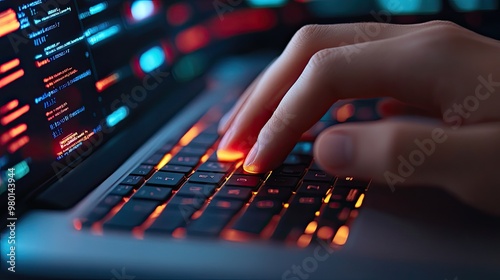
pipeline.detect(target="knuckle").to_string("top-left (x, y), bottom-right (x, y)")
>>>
top-left (308, 48), bottom-right (335, 71)
top-left (288, 24), bottom-right (323, 51)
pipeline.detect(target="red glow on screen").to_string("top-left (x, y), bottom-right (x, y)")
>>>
top-left (1, 104), bottom-right (30, 125)
top-left (95, 73), bottom-right (120, 92)
top-left (1, 123), bottom-right (27, 145)
top-left (0, 58), bottom-right (20, 73)
top-left (175, 25), bottom-right (210, 54)
top-left (0, 9), bottom-right (20, 38)
top-left (209, 9), bottom-right (277, 39)
top-left (0, 99), bottom-right (19, 115)
top-left (0, 69), bottom-right (24, 89)
top-left (167, 3), bottom-right (191, 26)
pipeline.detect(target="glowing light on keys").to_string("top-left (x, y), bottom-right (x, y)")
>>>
top-left (0, 69), bottom-right (24, 89)
top-left (304, 221), bottom-right (318, 234)
top-left (131, 0), bottom-right (155, 21)
top-left (1, 104), bottom-right (29, 125)
top-left (297, 234), bottom-right (313, 248)
top-left (11, 160), bottom-right (30, 180)
top-left (317, 226), bottom-right (335, 240)
top-left (247, 0), bottom-right (288, 7)
top-left (355, 193), bottom-right (365, 208)
top-left (0, 99), bottom-right (19, 115)
top-left (0, 58), bottom-right (20, 74)
top-left (106, 106), bottom-right (129, 127)
top-left (95, 73), bottom-right (120, 92)
top-left (175, 25), bottom-right (210, 54)
top-left (179, 125), bottom-right (202, 146)
top-left (216, 150), bottom-right (244, 162)
top-left (332, 225), bottom-right (349, 246)
top-left (376, 0), bottom-right (441, 14)
top-left (0, 9), bottom-right (20, 38)
top-left (156, 154), bottom-right (172, 170)
top-left (139, 46), bottom-right (165, 73)
top-left (1, 123), bottom-right (27, 145)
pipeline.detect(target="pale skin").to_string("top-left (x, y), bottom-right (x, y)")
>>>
top-left (217, 21), bottom-right (500, 215)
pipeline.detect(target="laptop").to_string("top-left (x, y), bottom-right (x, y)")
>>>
top-left (1, 0), bottom-right (500, 279)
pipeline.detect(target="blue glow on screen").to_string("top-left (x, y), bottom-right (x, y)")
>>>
top-left (131, 0), bottom-right (155, 21)
top-left (106, 106), bottom-right (129, 127)
top-left (247, 0), bottom-right (288, 7)
top-left (139, 46), bottom-right (165, 73)
top-left (377, 0), bottom-right (441, 14)
top-left (450, 0), bottom-right (498, 11)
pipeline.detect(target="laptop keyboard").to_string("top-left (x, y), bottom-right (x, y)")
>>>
top-left (79, 115), bottom-right (370, 248)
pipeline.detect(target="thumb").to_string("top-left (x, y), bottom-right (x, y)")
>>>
top-left (314, 119), bottom-right (500, 215)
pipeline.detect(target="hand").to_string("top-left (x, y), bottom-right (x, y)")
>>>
top-left (217, 21), bottom-right (500, 215)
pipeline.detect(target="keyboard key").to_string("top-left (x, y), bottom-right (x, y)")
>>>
top-left (247, 198), bottom-right (283, 215)
top-left (143, 153), bottom-right (165, 166)
top-left (176, 183), bottom-right (216, 198)
top-left (189, 133), bottom-right (218, 147)
top-left (271, 195), bottom-right (322, 240)
top-left (197, 161), bottom-right (233, 173)
top-left (83, 195), bottom-right (123, 226)
top-left (303, 170), bottom-right (334, 183)
top-left (334, 177), bottom-right (369, 189)
top-left (291, 142), bottom-right (313, 156)
top-left (231, 212), bottom-right (273, 235)
top-left (288, 195), bottom-right (323, 213)
top-left (110, 185), bottom-right (134, 196)
top-left (104, 199), bottom-right (159, 229)
top-left (168, 156), bottom-right (200, 167)
top-left (156, 143), bottom-right (174, 153)
top-left (330, 187), bottom-right (361, 202)
top-left (274, 165), bottom-right (307, 177)
top-left (147, 209), bottom-right (190, 233)
top-left (297, 182), bottom-right (331, 197)
top-left (130, 165), bottom-right (155, 177)
top-left (319, 201), bottom-right (345, 225)
top-left (205, 199), bottom-right (245, 214)
top-left (133, 186), bottom-right (172, 201)
top-left (120, 176), bottom-right (145, 188)
top-left (186, 212), bottom-right (233, 237)
top-left (167, 195), bottom-right (206, 210)
top-left (160, 164), bottom-right (193, 175)
top-left (147, 172), bottom-right (184, 189)
top-left (188, 172), bottom-right (225, 185)
top-left (227, 175), bottom-right (260, 189)
top-left (283, 154), bottom-right (312, 165)
top-left (265, 176), bottom-right (299, 189)
top-left (255, 186), bottom-right (292, 203)
top-left (214, 186), bottom-right (252, 201)
top-left (177, 146), bottom-right (208, 157)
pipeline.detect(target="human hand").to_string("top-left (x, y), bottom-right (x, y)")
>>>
top-left (217, 21), bottom-right (500, 215)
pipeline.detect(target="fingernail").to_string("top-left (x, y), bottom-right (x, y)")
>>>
top-left (243, 142), bottom-right (259, 172)
top-left (319, 134), bottom-right (353, 168)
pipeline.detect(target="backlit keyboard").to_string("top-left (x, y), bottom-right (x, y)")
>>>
top-left (79, 114), bottom-right (370, 248)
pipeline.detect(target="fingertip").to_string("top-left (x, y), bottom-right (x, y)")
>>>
top-left (314, 129), bottom-right (354, 174)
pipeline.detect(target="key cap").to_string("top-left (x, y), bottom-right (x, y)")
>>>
top-left (147, 209), bottom-right (190, 233)
top-left (231, 212), bottom-right (274, 235)
top-left (147, 172), bottom-right (184, 189)
top-left (265, 176), bottom-right (299, 189)
top-left (303, 170), bottom-right (334, 183)
top-left (130, 165), bottom-right (155, 177)
top-left (188, 172), bottom-right (225, 185)
top-left (143, 153), bottom-right (165, 166)
top-left (226, 175), bottom-right (261, 189)
top-left (283, 154), bottom-right (312, 165)
top-left (156, 143), bottom-right (174, 153)
top-left (133, 186), bottom-right (172, 201)
top-left (176, 183), bottom-right (216, 198)
top-left (177, 146), bottom-right (208, 157)
top-left (330, 187), bottom-right (361, 203)
top-left (110, 185), bottom-right (134, 196)
top-left (167, 195), bottom-right (206, 210)
top-left (274, 165), bottom-right (307, 177)
top-left (213, 186), bottom-right (252, 201)
top-left (271, 195), bottom-right (322, 240)
top-left (288, 195), bottom-right (323, 213)
top-left (205, 199), bottom-right (245, 214)
top-left (168, 155), bottom-right (200, 167)
top-left (334, 177), bottom-right (369, 189)
top-left (189, 133), bottom-right (218, 147)
top-left (83, 195), bottom-right (123, 226)
top-left (247, 198), bottom-right (283, 215)
top-left (297, 182), bottom-right (331, 197)
top-left (319, 201), bottom-right (345, 225)
top-left (120, 176), bottom-right (145, 188)
top-left (255, 186), bottom-right (292, 203)
top-left (104, 199), bottom-right (159, 229)
top-left (186, 212), bottom-right (233, 237)
top-left (160, 165), bottom-right (193, 175)
top-left (197, 161), bottom-right (233, 173)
